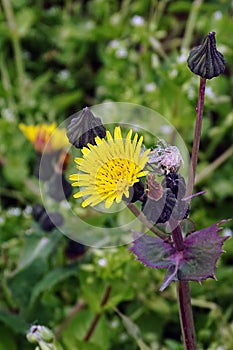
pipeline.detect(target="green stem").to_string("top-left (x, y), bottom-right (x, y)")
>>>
top-left (181, 0), bottom-right (203, 52)
top-left (195, 144), bottom-right (233, 184)
top-left (1, 0), bottom-right (26, 101)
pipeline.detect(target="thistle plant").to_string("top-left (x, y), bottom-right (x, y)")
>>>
top-left (65, 32), bottom-right (229, 349)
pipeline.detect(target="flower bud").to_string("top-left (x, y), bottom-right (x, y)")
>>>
top-left (39, 212), bottom-right (64, 232)
top-left (66, 107), bottom-right (106, 148)
top-left (187, 31), bottom-right (226, 79)
top-left (32, 204), bottom-right (46, 221)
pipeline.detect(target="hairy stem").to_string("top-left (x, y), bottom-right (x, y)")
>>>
top-left (177, 281), bottom-right (197, 350)
top-left (84, 285), bottom-right (111, 342)
top-left (170, 222), bottom-right (197, 349)
top-left (187, 77), bottom-right (206, 197)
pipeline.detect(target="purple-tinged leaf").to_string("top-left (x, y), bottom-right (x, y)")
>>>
top-left (179, 222), bottom-right (229, 282)
top-left (129, 232), bottom-right (175, 269)
top-left (130, 222), bottom-right (229, 291)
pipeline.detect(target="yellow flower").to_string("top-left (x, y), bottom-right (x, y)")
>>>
top-left (69, 126), bottom-right (150, 208)
top-left (19, 123), bottom-right (69, 153)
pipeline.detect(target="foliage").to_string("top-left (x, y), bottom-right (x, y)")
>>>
top-left (0, 1), bottom-right (233, 349)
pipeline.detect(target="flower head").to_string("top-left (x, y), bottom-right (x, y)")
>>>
top-left (69, 126), bottom-right (150, 208)
top-left (19, 122), bottom-right (69, 153)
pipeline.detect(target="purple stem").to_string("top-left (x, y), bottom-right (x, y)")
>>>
top-left (187, 77), bottom-right (206, 197)
top-left (84, 285), bottom-right (111, 342)
top-left (170, 223), bottom-right (197, 350)
top-left (170, 77), bottom-right (206, 349)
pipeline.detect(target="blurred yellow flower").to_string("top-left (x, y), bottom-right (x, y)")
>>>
top-left (19, 123), bottom-right (69, 153)
top-left (69, 126), bottom-right (150, 208)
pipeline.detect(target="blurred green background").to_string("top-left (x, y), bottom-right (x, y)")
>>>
top-left (0, 0), bottom-right (233, 349)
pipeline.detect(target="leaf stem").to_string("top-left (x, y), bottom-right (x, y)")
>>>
top-left (84, 285), bottom-right (111, 342)
top-left (186, 77), bottom-right (206, 198)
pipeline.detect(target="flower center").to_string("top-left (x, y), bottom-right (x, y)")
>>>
top-left (95, 157), bottom-right (138, 200)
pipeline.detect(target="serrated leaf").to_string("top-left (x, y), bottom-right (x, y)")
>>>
top-left (129, 231), bottom-right (176, 269)
top-left (30, 265), bottom-right (78, 306)
top-left (179, 223), bottom-right (229, 281)
top-left (130, 222), bottom-right (229, 291)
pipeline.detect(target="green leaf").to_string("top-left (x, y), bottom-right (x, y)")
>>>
top-left (61, 310), bottom-right (109, 350)
top-left (17, 231), bottom-right (62, 271)
top-left (30, 265), bottom-right (78, 306)
top-left (0, 326), bottom-right (17, 350)
top-left (116, 309), bottom-right (151, 350)
top-left (0, 311), bottom-right (29, 334)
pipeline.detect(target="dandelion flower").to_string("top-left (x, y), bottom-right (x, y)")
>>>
top-left (19, 123), bottom-right (69, 153)
top-left (69, 126), bottom-right (150, 208)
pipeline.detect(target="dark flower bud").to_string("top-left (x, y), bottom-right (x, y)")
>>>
top-left (162, 173), bottom-right (186, 199)
top-left (66, 107), bottom-right (106, 148)
top-left (39, 211), bottom-right (64, 232)
top-left (32, 204), bottom-right (46, 221)
top-left (142, 188), bottom-right (176, 224)
top-left (123, 181), bottom-right (145, 203)
top-left (64, 240), bottom-right (86, 260)
top-left (187, 31), bottom-right (226, 79)
top-left (47, 173), bottom-right (73, 201)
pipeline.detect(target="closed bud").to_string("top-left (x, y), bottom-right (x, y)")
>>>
top-left (66, 107), bottom-right (106, 148)
top-left (187, 31), bottom-right (226, 79)
top-left (39, 212), bottom-right (64, 232)
top-left (32, 204), bottom-right (46, 221)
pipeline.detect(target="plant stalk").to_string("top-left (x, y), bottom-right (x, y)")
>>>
top-left (170, 222), bottom-right (197, 350)
top-left (186, 77), bottom-right (206, 197)
top-left (171, 75), bottom-right (207, 349)
top-left (84, 285), bottom-right (111, 342)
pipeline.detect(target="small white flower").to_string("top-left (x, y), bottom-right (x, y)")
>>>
top-left (58, 70), bottom-right (69, 81)
top-left (115, 47), bottom-right (128, 58)
top-left (7, 207), bottom-right (21, 216)
top-left (177, 53), bottom-right (187, 64)
top-left (109, 40), bottom-right (120, 49)
top-left (214, 11), bottom-right (223, 20)
top-left (131, 15), bottom-right (144, 26)
top-left (98, 258), bottom-right (107, 267)
top-left (145, 82), bottom-right (157, 92)
top-left (205, 86), bottom-right (215, 99)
